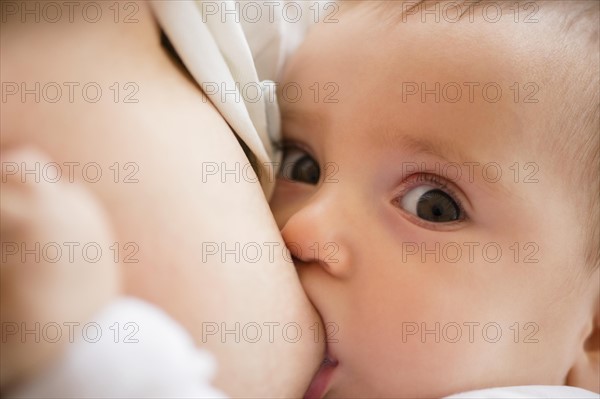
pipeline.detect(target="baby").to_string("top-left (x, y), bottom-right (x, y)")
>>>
top-left (270, 0), bottom-right (600, 397)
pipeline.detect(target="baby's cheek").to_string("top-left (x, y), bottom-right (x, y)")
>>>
top-left (335, 268), bottom-right (505, 397)
top-left (344, 319), bottom-right (492, 397)
top-left (268, 184), bottom-right (289, 229)
top-left (269, 180), bottom-right (316, 231)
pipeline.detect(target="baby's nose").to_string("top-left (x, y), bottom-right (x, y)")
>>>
top-left (280, 196), bottom-right (354, 280)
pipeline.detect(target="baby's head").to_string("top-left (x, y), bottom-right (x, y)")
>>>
top-left (269, 1), bottom-right (599, 397)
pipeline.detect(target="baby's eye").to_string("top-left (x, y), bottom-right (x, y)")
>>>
top-left (400, 185), bottom-right (462, 223)
top-left (278, 147), bottom-right (320, 185)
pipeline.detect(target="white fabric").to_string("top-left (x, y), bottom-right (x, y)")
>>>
top-left (8, 298), bottom-right (226, 399)
top-left (237, 0), bottom-right (320, 82)
top-left (445, 385), bottom-right (600, 398)
top-left (151, 0), bottom-right (274, 197)
top-left (150, 0), bottom-right (321, 198)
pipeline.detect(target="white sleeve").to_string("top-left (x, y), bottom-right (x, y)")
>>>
top-left (445, 385), bottom-right (599, 399)
top-left (7, 297), bottom-right (227, 399)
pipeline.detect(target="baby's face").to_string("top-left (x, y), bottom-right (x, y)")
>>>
top-left (270, 7), bottom-right (596, 399)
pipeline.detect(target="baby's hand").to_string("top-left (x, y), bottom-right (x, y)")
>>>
top-left (0, 148), bottom-right (120, 390)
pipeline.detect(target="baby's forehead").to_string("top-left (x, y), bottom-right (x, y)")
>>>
top-left (289, 4), bottom-right (544, 112)
top-left (282, 2), bottom-right (567, 181)
top-left (334, 0), bottom-right (596, 73)
top-left (291, 1), bottom-right (579, 131)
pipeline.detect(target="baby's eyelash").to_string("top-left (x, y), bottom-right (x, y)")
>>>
top-left (274, 140), bottom-right (300, 154)
top-left (276, 140), bottom-right (318, 162)
top-left (273, 141), bottom-right (286, 152)
top-left (415, 174), bottom-right (449, 189)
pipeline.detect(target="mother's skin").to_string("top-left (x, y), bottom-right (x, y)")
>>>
top-left (0, 1), bottom-right (322, 396)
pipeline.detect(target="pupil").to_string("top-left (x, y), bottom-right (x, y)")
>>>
top-left (416, 189), bottom-right (459, 222)
top-left (293, 157), bottom-right (319, 184)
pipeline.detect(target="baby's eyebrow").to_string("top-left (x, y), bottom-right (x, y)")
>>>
top-left (381, 132), bottom-right (514, 198)
top-left (280, 108), bottom-right (325, 128)
top-left (408, 137), bottom-right (471, 167)
top-left (379, 131), bottom-right (472, 167)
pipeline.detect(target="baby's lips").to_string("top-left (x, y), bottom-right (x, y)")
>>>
top-left (324, 352), bottom-right (338, 367)
top-left (304, 347), bottom-right (338, 399)
top-left (324, 340), bottom-right (339, 366)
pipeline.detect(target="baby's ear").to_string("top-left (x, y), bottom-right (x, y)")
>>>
top-left (566, 275), bottom-right (600, 394)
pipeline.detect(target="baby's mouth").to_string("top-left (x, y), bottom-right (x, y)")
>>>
top-left (303, 347), bottom-right (338, 399)
top-left (322, 352), bottom-right (338, 367)
top-left (289, 252), bottom-right (339, 398)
